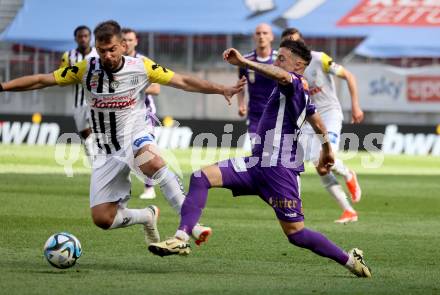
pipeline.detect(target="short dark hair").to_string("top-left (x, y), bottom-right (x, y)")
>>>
top-left (279, 39), bottom-right (312, 65)
top-left (74, 25), bottom-right (91, 37)
top-left (281, 28), bottom-right (303, 40)
top-left (121, 28), bottom-right (137, 37)
top-left (94, 20), bottom-right (122, 43)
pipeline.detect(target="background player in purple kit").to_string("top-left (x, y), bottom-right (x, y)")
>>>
top-left (149, 40), bottom-right (371, 278)
top-left (237, 23), bottom-right (277, 147)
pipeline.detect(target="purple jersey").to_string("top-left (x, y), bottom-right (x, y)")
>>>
top-left (252, 72), bottom-right (316, 172)
top-left (207, 73), bottom-right (315, 223)
top-left (239, 49), bottom-right (278, 133)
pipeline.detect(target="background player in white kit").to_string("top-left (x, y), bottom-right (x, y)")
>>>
top-left (0, 20), bottom-right (245, 247)
top-left (60, 26), bottom-right (98, 156)
top-left (281, 28), bottom-right (364, 223)
top-left (122, 27), bottom-right (160, 200)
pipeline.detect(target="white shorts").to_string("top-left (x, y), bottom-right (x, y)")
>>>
top-left (299, 110), bottom-right (343, 164)
top-left (89, 131), bottom-right (156, 208)
top-left (73, 105), bottom-right (91, 133)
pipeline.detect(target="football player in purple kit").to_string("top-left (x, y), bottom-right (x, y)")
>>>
top-left (237, 23), bottom-right (278, 147)
top-left (149, 40), bottom-right (371, 278)
top-left (281, 28), bottom-right (363, 223)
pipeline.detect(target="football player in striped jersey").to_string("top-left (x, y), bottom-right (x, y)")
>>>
top-left (122, 27), bottom-right (159, 200)
top-left (0, 20), bottom-right (245, 248)
top-left (60, 26), bottom-right (98, 145)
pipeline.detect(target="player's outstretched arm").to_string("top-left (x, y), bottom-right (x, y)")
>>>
top-left (306, 112), bottom-right (335, 175)
top-left (336, 66), bottom-right (364, 124)
top-left (167, 73), bottom-right (246, 105)
top-left (0, 74), bottom-right (57, 92)
top-left (223, 48), bottom-right (291, 85)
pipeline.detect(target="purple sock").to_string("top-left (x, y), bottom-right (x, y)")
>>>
top-left (178, 171), bottom-right (211, 235)
top-left (288, 228), bottom-right (349, 265)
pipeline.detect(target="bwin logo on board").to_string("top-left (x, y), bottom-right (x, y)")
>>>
top-left (0, 121), bottom-right (60, 145)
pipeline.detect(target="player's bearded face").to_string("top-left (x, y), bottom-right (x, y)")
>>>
top-left (96, 36), bottom-right (127, 71)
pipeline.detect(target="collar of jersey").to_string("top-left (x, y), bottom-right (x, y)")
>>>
top-left (100, 56), bottom-right (125, 73)
top-left (76, 47), bottom-right (92, 57)
top-left (255, 50), bottom-right (273, 63)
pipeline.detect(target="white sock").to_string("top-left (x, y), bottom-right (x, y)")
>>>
top-left (152, 166), bottom-right (185, 214)
top-left (345, 252), bottom-right (355, 270)
top-left (175, 230), bottom-right (190, 242)
top-left (109, 207), bottom-right (152, 229)
top-left (320, 173), bottom-right (355, 212)
top-left (332, 159), bottom-right (351, 181)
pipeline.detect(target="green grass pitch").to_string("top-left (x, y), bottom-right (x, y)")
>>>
top-left (0, 145), bottom-right (439, 294)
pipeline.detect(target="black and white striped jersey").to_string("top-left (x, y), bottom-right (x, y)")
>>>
top-left (60, 47), bottom-right (98, 108)
top-left (132, 52), bottom-right (157, 115)
top-left (54, 55), bottom-right (174, 154)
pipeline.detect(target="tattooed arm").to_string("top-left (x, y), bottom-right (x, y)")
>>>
top-left (223, 48), bottom-right (292, 85)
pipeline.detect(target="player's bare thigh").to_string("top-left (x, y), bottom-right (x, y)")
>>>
top-left (135, 144), bottom-right (166, 177)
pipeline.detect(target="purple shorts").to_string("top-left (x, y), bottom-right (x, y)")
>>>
top-left (218, 157), bottom-right (304, 223)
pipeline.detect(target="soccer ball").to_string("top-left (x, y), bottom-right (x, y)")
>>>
top-left (43, 232), bottom-right (82, 269)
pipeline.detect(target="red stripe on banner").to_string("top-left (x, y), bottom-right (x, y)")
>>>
top-left (407, 76), bottom-right (440, 102)
top-left (337, 0), bottom-right (440, 27)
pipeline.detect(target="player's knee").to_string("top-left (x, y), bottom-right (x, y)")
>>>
top-left (316, 167), bottom-right (329, 176)
top-left (146, 158), bottom-right (166, 175)
top-left (319, 172), bottom-right (338, 187)
top-left (317, 170), bottom-right (327, 176)
top-left (152, 159), bottom-right (165, 172)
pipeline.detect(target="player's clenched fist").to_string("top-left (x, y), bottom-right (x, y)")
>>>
top-left (223, 48), bottom-right (246, 67)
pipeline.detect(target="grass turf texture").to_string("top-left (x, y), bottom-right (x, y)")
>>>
top-left (0, 145), bottom-right (439, 294)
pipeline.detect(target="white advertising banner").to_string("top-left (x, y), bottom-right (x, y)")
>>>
top-left (339, 64), bottom-right (440, 113)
